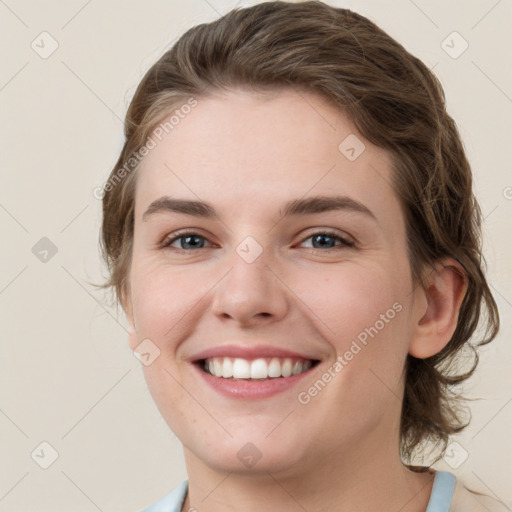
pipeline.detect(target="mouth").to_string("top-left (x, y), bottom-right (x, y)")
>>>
top-left (189, 345), bottom-right (322, 399)
top-left (198, 356), bottom-right (319, 380)
top-left (190, 348), bottom-right (321, 399)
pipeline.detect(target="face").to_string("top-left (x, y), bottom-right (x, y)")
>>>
top-left (126, 88), bottom-right (421, 476)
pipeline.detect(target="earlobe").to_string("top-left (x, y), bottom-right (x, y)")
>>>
top-left (121, 286), bottom-right (139, 351)
top-left (126, 314), bottom-right (135, 334)
top-left (408, 259), bottom-right (467, 359)
top-left (126, 313), bottom-right (139, 352)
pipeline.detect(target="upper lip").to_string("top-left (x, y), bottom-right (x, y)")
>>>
top-left (190, 344), bottom-right (319, 362)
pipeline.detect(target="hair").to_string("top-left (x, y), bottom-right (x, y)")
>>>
top-left (100, 0), bottom-right (499, 468)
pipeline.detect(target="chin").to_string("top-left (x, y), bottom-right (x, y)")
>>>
top-left (184, 428), bottom-right (309, 475)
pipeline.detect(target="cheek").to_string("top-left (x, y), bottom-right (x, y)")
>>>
top-left (290, 264), bottom-right (411, 434)
top-left (130, 259), bottom-right (206, 345)
top-left (129, 262), bottom-right (213, 439)
top-left (294, 261), bottom-right (413, 399)
top-left (293, 262), bottom-right (407, 344)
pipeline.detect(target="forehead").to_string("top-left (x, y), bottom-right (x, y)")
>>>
top-left (134, 88), bottom-right (401, 227)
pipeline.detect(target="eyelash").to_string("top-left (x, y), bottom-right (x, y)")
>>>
top-left (160, 230), bottom-right (355, 253)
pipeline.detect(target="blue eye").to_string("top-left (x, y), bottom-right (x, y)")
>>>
top-left (301, 231), bottom-right (354, 250)
top-left (161, 230), bottom-right (354, 252)
top-left (162, 232), bottom-right (211, 251)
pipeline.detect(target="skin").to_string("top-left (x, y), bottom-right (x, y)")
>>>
top-left (124, 88), bottom-right (466, 511)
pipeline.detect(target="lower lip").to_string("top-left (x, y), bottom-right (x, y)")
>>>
top-left (193, 363), bottom-right (317, 399)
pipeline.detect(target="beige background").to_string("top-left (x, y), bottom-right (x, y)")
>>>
top-left (0, 0), bottom-right (511, 510)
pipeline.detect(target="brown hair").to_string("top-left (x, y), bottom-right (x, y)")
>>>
top-left (100, 0), bottom-right (499, 467)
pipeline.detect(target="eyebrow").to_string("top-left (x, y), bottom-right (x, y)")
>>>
top-left (142, 195), bottom-right (376, 222)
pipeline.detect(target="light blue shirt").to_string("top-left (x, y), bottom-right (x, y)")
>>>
top-left (140, 470), bottom-right (456, 512)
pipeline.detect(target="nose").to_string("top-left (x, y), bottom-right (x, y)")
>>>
top-left (210, 243), bottom-right (289, 327)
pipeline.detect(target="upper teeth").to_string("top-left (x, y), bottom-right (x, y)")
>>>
top-left (204, 357), bottom-right (312, 379)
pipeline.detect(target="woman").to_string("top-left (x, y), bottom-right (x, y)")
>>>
top-left (99, 1), bottom-right (500, 510)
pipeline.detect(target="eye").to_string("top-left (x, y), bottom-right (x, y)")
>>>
top-left (161, 231), bottom-right (213, 251)
top-left (298, 230), bottom-right (355, 251)
top-left (160, 229), bottom-right (355, 252)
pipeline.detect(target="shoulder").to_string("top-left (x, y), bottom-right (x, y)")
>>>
top-left (451, 478), bottom-right (508, 512)
top-left (138, 480), bottom-right (188, 512)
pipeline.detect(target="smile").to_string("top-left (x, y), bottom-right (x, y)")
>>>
top-left (202, 357), bottom-right (314, 379)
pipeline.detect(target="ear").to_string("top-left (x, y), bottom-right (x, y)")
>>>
top-left (408, 258), bottom-right (468, 359)
top-left (121, 283), bottom-right (139, 352)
